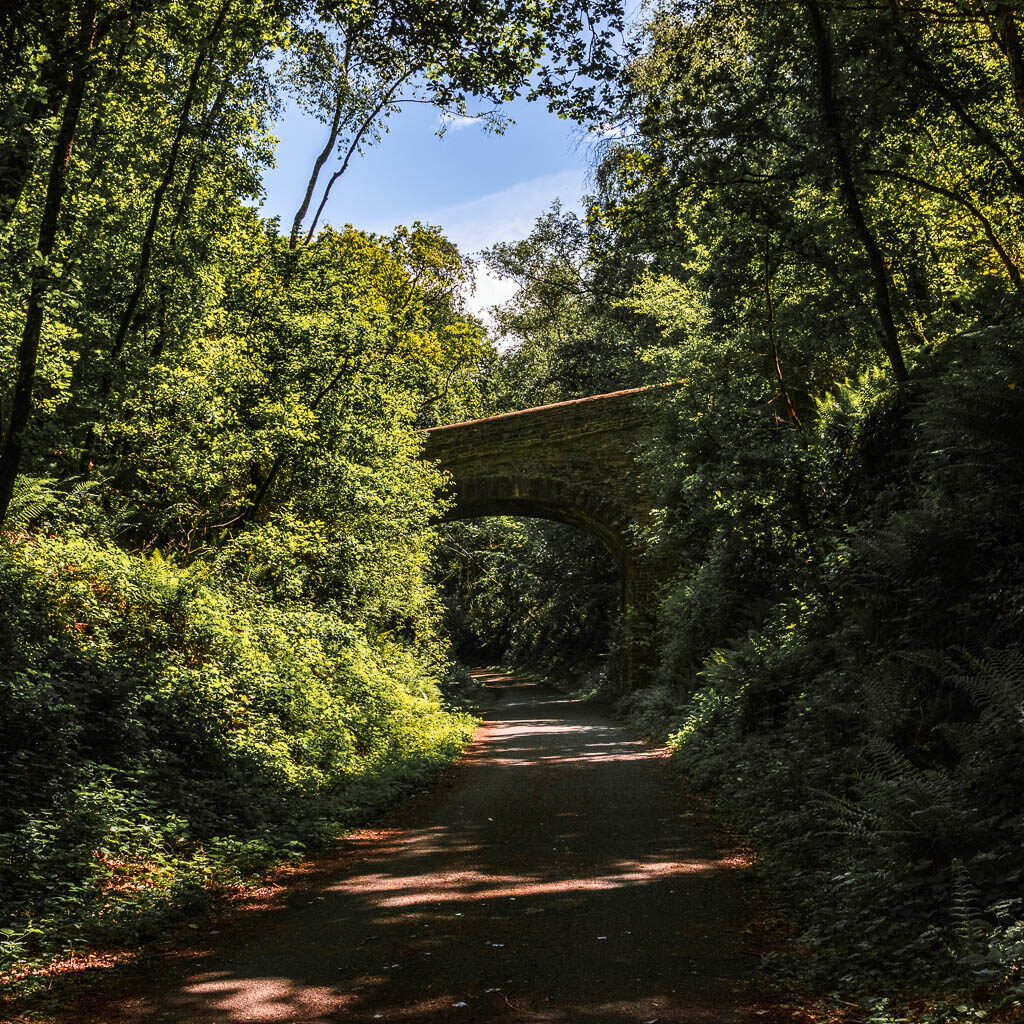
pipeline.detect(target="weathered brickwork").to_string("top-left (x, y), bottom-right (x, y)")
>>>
top-left (422, 386), bottom-right (673, 690)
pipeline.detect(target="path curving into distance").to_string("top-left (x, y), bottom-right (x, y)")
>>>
top-left (67, 674), bottom-right (759, 1023)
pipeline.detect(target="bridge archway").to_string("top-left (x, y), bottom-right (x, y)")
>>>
top-left (422, 386), bottom-right (670, 690)
top-left (439, 473), bottom-right (632, 567)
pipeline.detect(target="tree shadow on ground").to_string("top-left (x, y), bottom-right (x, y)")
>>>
top-left (65, 678), bottom-right (757, 1024)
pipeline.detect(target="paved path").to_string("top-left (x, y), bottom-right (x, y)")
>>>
top-left (69, 674), bottom-right (757, 1023)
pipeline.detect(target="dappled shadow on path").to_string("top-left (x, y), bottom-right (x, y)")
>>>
top-left (73, 678), bottom-right (755, 1024)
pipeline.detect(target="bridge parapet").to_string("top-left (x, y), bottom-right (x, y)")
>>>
top-left (422, 385), bottom-right (675, 690)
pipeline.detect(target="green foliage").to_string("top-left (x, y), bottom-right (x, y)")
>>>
top-left (623, 323), bottom-right (1024, 1007)
top-left (0, 533), bottom-right (475, 975)
top-left (435, 517), bottom-right (620, 681)
top-left (4, 477), bottom-right (58, 532)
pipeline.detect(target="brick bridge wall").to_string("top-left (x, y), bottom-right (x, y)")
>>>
top-left (422, 386), bottom-right (672, 689)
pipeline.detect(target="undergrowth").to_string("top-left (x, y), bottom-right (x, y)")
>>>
top-left (616, 320), bottom-right (1024, 1019)
top-left (0, 534), bottom-right (476, 990)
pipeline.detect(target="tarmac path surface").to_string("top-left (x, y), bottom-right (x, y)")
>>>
top-left (67, 673), bottom-right (758, 1024)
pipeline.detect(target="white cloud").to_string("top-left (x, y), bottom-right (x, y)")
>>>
top-left (422, 167), bottom-right (586, 256)
top-left (591, 122), bottom-right (628, 141)
top-left (363, 168), bottom-right (588, 330)
top-left (470, 265), bottom-right (520, 320)
top-left (438, 112), bottom-right (485, 131)
top-left (425, 168), bottom-right (586, 325)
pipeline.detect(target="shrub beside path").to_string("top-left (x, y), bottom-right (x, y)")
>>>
top-left (61, 673), bottom-right (763, 1023)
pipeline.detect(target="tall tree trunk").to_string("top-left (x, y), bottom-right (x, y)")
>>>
top-left (151, 73), bottom-right (234, 358)
top-left (233, 352), bottom-right (357, 528)
top-left (294, 71), bottom-right (412, 250)
top-left (890, 5), bottom-right (1024, 199)
top-left (763, 236), bottom-right (802, 429)
top-left (803, 0), bottom-right (908, 382)
top-left (79, 0), bottom-right (232, 471)
top-left (107, 0), bottom-right (233, 365)
top-left (290, 88), bottom-right (347, 249)
top-left (986, 3), bottom-right (1024, 118)
top-left (0, 94), bottom-right (57, 229)
top-left (0, 2), bottom-right (98, 527)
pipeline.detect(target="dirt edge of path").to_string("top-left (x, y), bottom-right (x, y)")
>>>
top-left (3, 672), bottom-right (818, 1024)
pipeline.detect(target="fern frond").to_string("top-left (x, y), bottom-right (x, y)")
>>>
top-left (951, 858), bottom-right (985, 955)
top-left (950, 646), bottom-right (1024, 735)
top-left (6, 476), bottom-right (58, 531)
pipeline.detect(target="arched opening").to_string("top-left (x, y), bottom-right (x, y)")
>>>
top-left (427, 471), bottom-right (654, 691)
top-left (431, 513), bottom-right (623, 689)
top-left (438, 474), bottom-right (634, 569)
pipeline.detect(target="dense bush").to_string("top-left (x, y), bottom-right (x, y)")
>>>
top-left (618, 321), bottom-right (1024, 1008)
top-left (0, 532), bottom-right (474, 974)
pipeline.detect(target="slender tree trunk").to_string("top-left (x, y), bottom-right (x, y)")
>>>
top-left (987, 4), bottom-right (1024, 118)
top-left (236, 451), bottom-right (285, 527)
top-left (763, 236), bottom-right (802, 429)
top-left (0, 94), bottom-right (57, 228)
top-left (299, 73), bottom-right (411, 247)
top-left (79, 0), bottom-right (232, 471)
top-left (803, 0), bottom-right (908, 382)
top-left (998, 8), bottom-right (1024, 117)
top-left (0, 2), bottom-right (98, 527)
top-left (290, 89), bottom-right (346, 249)
top-left (868, 166), bottom-right (1023, 292)
top-left (151, 73), bottom-right (235, 358)
top-left (107, 0), bottom-right (233, 365)
top-left (234, 351), bottom-right (356, 527)
top-left (890, 6), bottom-right (1024, 199)
top-left (69, 30), bottom-right (132, 216)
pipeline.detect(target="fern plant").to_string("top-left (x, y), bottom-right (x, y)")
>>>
top-left (4, 477), bottom-right (57, 533)
top-left (950, 648), bottom-right (1024, 740)
top-left (950, 858), bottom-right (986, 959)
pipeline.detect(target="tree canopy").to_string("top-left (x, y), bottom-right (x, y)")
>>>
top-left (3, 2), bottom-right (1024, 1020)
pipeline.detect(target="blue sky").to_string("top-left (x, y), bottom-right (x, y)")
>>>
top-left (259, 93), bottom-right (595, 316)
top-left (257, 0), bottom-right (650, 319)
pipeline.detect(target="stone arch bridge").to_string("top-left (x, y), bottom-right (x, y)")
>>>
top-left (422, 385), bottom-right (672, 689)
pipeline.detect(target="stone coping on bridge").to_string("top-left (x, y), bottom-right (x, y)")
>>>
top-left (420, 381), bottom-right (676, 689)
top-left (423, 382), bottom-right (680, 433)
